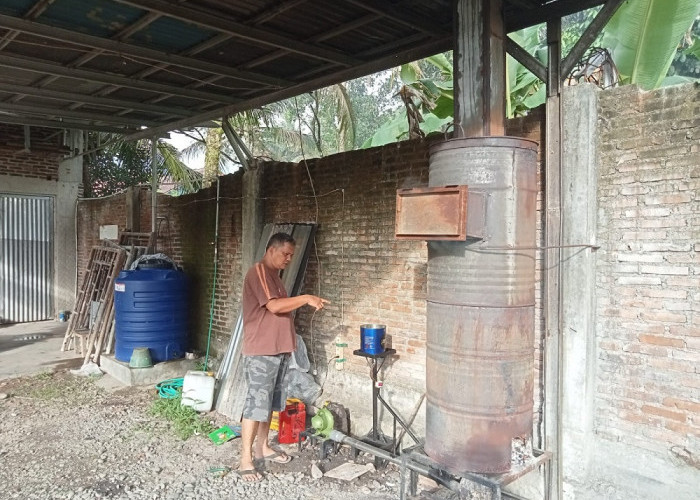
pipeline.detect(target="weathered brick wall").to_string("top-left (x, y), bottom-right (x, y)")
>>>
top-left (262, 143), bottom-right (432, 385)
top-left (77, 192), bottom-right (129, 283)
top-left (76, 179), bottom-right (244, 357)
top-left (0, 124), bottom-right (65, 179)
top-left (595, 83), bottom-right (699, 456)
top-left (150, 176), bottom-right (244, 356)
top-left (75, 114), bottom-right (545, 390)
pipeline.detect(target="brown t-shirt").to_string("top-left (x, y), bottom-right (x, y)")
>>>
top-left (242, 261), bottom-right (296, 355)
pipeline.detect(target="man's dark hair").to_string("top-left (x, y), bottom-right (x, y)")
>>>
top-left (266, 232), bottom-right (296, 250)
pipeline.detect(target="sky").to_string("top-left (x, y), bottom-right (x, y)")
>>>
top-left (164, 132), bottom-right (204, 171)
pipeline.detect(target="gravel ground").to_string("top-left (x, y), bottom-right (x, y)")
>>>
top-left (0, 371), bottom-right (447, 500)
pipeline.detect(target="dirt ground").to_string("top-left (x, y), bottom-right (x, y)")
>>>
top-left (0, 369), bottom-right (449, 500)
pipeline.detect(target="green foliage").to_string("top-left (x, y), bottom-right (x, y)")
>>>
top-left (507, 26), bottom-right (547, 117)
top-left (84, 136), bottom-right (152, 198)
top-left (361, 54), bottom-right (454, 148)
top-left (668, 16), bottom-right (700, 79)
top-left (149, 392), bottom-right (215, 440)
top-left (19, 372), bottom-right (102, 405)
top-left (84, 134), bottom-right (201, 197)
top-left (602, 0), bottom-right (700, 89)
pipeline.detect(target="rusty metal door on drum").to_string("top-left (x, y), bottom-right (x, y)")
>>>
top-left (0, 194), bottom-right (54, 323)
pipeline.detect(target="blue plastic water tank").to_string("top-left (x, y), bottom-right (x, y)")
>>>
top-left (114, 268), bottom-right (188, 363)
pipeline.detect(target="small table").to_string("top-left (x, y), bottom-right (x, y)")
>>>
top-left (353, 348), bottom-right (397, 456)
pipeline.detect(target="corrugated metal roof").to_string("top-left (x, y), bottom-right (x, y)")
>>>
top-left (0, 0), bottom-right (609, 137)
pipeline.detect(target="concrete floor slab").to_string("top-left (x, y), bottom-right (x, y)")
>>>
top-left (0, 321), bottom-right (82, 380)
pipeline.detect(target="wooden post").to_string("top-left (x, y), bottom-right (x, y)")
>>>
top-left (544, 18), bottom-right (563, 500)
top-left (454, 0), bottom-right (506, 137)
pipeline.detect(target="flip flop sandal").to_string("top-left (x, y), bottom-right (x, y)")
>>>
top-left (238, 469), bottom-right (263, 481)
top-left (262, 451), bottom-right (292, 464)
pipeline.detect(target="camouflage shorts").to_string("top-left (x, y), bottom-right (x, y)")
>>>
top-left (242, 353), bottom-right (290, 422)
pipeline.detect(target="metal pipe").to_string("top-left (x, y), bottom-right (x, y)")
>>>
top-left (327, 430), bottom-right (460, 491)
top-left (151, 136), bottom-right (158, 251)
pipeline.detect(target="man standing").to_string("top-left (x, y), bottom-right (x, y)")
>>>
top-left (238, 232), bottom-right (329, 481)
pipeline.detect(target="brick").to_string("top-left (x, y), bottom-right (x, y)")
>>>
top-left (640, 265), bottom-right (689, 275)
top-left (639, 310), bottom-right (687, 323)
top-left (644, 193), bottom-right (693, 205)
top-left (616, 253), bottom-right (664, 263)
top-left (638, 334), bottom-right (686, 348)
top-left (615, 276), bottom-right (662, 286)
top-left (664, 421), bottom-right (700, 437)
top-left (662, 397), bottom-right (700, 414)
top-left (669, 326), bottom-right (700, 337)
top-left (639, 289), bottom-right (687, 299)
top-left (641, 405), bottom-right (687, 422)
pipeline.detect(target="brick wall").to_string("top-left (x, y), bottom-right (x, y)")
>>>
top-left (0, 124), bottom-right (65, 180)
top-left (77, 191), bottom-right (129, 283)
top-left (595, 83), bottom-right (699, 457)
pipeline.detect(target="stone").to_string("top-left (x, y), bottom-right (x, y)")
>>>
top-left (311, 463), bottom-right (323, 479)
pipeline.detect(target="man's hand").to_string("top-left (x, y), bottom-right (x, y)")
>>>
top-left (307, 295), bottom-right (330, 311)
top-left (266, 294), bottom-right (330, 314)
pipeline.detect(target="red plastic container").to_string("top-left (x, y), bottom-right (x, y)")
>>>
top-left (278, 401), bottom-right (306, 444)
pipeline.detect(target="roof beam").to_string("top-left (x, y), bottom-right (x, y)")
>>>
top-left (0, 14), bottom-right (290, 88)
top-left (0, 53), bottom-right (240, 104)
top-left (505, 36), bottom-right (546, 82)
top-left (0, 114), bottom-right (135, 134)
top-left (344, 0), bottom-right (449, 35)
top-left (243, 13), bottom-right (382, 70)
top-left (114, 0), bottom-right (361, 67)
top-left (0, 0), bottom-right (52, 50)
top-left (248, 0), bottom-right (310, 25)
top-left (0, 82), bottom-right (192, 117)
top-left (124, 34), bottom-right (452, 142)
top-left (561, 0), bottom-right (625, 77)
top-left (0, 101), bottom-right (166, 127)
top-left (505, 0), bottom-right (608, 33)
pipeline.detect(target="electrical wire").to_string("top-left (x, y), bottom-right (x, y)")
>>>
top-left (203, 177), bottom-right (221, 371)
top-left (293, 96), bottom-right (322, 377)
top-left (319, 355), bottom-right (340, 394)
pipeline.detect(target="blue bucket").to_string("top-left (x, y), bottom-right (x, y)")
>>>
top-left (361, 324), bottom-right (386, 355)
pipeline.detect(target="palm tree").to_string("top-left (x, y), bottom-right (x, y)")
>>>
top-left (83, 133), bottom-right (201, 198)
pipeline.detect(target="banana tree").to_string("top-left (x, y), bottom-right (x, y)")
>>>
top-left (361, 54), bottom-right (453, 148)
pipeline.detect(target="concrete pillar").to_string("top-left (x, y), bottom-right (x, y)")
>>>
top-left (560, 84), bottom-right (599, 491)
top-left (55, 130), bottom-right (84, 314)
top-left (126, 187), bottom-right (141, 232)
top-left (242, 161), bottom-right (263, 273)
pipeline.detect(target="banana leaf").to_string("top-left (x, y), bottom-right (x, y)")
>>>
top-left (602, 0), bottom-right (700, 89)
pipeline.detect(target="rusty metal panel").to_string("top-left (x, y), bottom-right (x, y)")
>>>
top-left (0, 194), bottom-right (54, 323)
top-left (424, 136), bottom-right (538, 474)
top-left (395, 186), bottom-right (468, 240)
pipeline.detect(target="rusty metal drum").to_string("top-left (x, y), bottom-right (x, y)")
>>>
top-left (424, 137), bottom-right (538, 474)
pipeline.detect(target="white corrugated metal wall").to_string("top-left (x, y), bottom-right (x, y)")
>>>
top-left (0, 194), bottom-right (54, 323)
